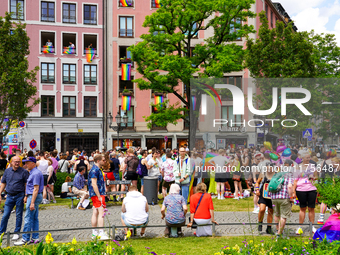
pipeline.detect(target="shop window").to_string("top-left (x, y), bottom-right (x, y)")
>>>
top-left (63, 96), bottom-right (76, 117)
top-left (41, 63), bottom-right (55, 83)
top-left (119, 106), bottom-right (134, 129)
top-left (41, 1), bottom-right (55, 22)
top-left (83, 34), bottom-right (97, 55)
top-left (119, 16), bottom-right (134, 38)
top-left (221, 106), bottom-right (243, 127)
top-left (119, 76), bottom-right (134, 94)
top-left (63, 3), bottom-right (76, 23)
top-left (62, 33), bottom-right (76, 54)
top-left (41, 96), bottom-right (55, 117)
top-left (84, 64), bottom-right (97, 84)
top-left (84, 4), bottom-right (97, 25)
top-left (84, 97), bottom-right (97, 117)
top-left (41, 32), bottom-right (55, 53)
top-left (10, 0), bottom-right (24, 20)
top-left (63, 64), bottom-right (76, 84)
top-left (119, 46), bottom-right (132, 67)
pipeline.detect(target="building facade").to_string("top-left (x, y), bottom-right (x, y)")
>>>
top-left (1, 0), bottom-right (104, 153)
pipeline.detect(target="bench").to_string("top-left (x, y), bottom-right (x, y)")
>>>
top-left (106, 180), bottom-right (132, 198)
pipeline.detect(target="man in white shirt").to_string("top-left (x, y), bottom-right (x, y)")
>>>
top-left (121, 185), bottom-right (149, 237)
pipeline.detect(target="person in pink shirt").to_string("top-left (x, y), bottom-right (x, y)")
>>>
top-left (292, 151), bottom-right (318, 235)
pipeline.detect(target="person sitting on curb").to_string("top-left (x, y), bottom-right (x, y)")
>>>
top-left (121, 185), bottom-right (149, 238)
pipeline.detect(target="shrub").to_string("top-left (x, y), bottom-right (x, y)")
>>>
top-left (315, 176), bottom-right (340, 208)
top-left (54, 172), bottom-right (75, 195)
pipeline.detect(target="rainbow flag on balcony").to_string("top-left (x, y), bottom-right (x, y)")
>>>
top-left (63, 47), bottom-right (75, 54)
top-left (154, 95), bottom-right (164, 111)
top-left (121, 95), bottom-right (132, 111)
top-left (120, 0), bottom-right (132, 7)
top-left (154, 0), bottom-right (162, 8)
top-left (121, 64), bottom-right (131, 81)
top-left (86, 48), bottom-right (95, 63)
top-left (42, 45), bottom-right (53, 54)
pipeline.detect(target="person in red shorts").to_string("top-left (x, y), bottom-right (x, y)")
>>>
top-left (88, 154), bottom-right (109, 240)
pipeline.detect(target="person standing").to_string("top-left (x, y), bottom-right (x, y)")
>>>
top-left (123, 148), bottom-right (139, 187)
top-left (173, 147), bottom-right (191, 203)
top-left (36, 151), bottom-right (49, 204)
top-left (0, 156), bottom-right (28, 241)
top-left (14, 157), bottom-right (44, 245)
top-left (109, 153), bottom-right (120, 201)
top-left (161, 152), bottom-right (175, 198)
top-left (88, 154), bottom-right (109, 240)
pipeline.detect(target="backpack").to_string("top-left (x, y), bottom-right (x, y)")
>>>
top-left (136, 158), bottom-right (143, 177)
top-left (267, 172), bottom-right (286, 193)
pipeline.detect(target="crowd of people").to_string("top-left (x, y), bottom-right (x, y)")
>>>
top-left (0, 142), bottom-right (339, 243)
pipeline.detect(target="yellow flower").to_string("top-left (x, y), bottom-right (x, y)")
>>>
top-left (126, 230), bottom-right (131, 239)
top-left (269, 252), bottom-right (274, 255)
top-left (304, 241), bottom-right (309, 245)
top-left (249, 240), bottom-right (253, 244)
top-left (107, 245), bottom-right (112, 254)
top-left (72, 237), bottom-right (77, 245)
top-left (53, 244), bottom-right (58, 247)
top-left (45, 232), bottom-right (54, 244)
top-left (69, 248), bottom-right (74, 252)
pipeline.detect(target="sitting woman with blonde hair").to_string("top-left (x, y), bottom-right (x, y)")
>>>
top-left (187, 183), bottom-right (218, 237)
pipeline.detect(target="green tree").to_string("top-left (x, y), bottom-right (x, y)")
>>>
top-left (245, 12), bottom-right (328, 140)
top-left (0, 11), bottom-right (39, 143)
top-left (129, 0), bottom-right (256, 149)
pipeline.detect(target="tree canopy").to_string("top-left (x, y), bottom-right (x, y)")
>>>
top-left (0, 11), bottom-right (39, 139)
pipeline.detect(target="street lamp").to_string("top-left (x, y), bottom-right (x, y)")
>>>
top-left (108, 111), bottom-right (128, 149)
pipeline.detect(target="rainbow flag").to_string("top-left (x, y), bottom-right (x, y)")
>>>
top-left (313, 213), bottom-right (340, 242)
top-left (120, 0), bottom-right (132, 6)
top-left (42, 45), bottom-right (53, 54)
top-left (230, 144), bottom-right (235, 149)
top-left (86, 48), bottom-right (95, 63)
top-left (121, 64), bottom-right (131, 81)
top-left (121, 95), bottom-right (131, 111)
top-left (191, 96), bottom-right (196, 110)
top-left (154, 0), bottom-right (162, 8)
top-left (154, 95), bottom-right (164, 110)
top-left (244, 140), bottom-right (247, 146)
top-left (63, 47), bottom-right (75, 54)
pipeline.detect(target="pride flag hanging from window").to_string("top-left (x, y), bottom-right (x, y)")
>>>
top-left (85, 48), bottom-right (95, 63)
top-left (154, 95), bottom-right (164, 111)
top-left (42, 45), bottom-right (53, 54)
top-left (121, 95), bottom-right (132, 111)
top-left (63, 47), bottom-right (75, 54)
top-left (121, 64), bottom-right (131, 81)
top-left (120, 0), bottom-right (132, 7)
top-left (154, 0), bottom-right (162, 8)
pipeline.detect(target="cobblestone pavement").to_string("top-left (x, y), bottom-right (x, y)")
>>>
top-left (1, 202), bottom-right (329, 245)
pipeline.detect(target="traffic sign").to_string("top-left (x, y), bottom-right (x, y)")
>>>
top-left (164, 136), bottom-right (168, 142)
top-left (303, 129), bottom-right (313, 139)
top-left (19, 121), bottom-right (25, 128)
top-left (29, 139), bottom-right (37, 149)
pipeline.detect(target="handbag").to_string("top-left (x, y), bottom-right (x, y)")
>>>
top-left (188, 193), bottom-right (205, 229)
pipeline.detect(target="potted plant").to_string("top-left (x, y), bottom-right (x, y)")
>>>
top-left (120, 57), bottom-right (132, 63)
top-left (121, 88), bottom-right (133, 97)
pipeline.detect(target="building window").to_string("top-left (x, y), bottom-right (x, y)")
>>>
top-left (63, 3), bottom-right (76, 23)
top-left (119, 46), bottom-right (132, 67)
top-left (265, 4), bottom-right (268, 19)
top-left (230, 18), bottom-right (241, 40)
top-left (41, 1), bottom-right (55, 22)
top-left (10, 0), bottom-right (24, 20)
top-left (119, 76), bottom-right (134, 94)
top-left (41, 63), bottom-right (55, 83)
top-left (225, 76), bottom-right (242, 88)
top-left (119, 0), bottom-right (134, 7)
top-left (119, 16), bottom-right (133, 38)
top-left (62, 33), bottom-right (76, 54)
top-left (84, 97), bottom-right (97, 117)
top-left (84, 34), bottom-right (97, 55)
top-left (63, 96), bottom-right (76, 117)
top-left (41, 96), bottom-right (55, 117)
top-left (271, 11), bottom-right (274, 27)
top-left (152, 107), bottom-right (166, 130)
top-left (221, 106), bottom-right (243, 127)
top-left (151, 0), bottom-right (161, 8)
top-left (84, 4), bottom-right (97, 25)
top-left (84, 65), bottom-right (97, 84)
top-left (41, 32), bottom-right (55, 53)
top-left (63, 64), bottom-right (76, 84)
top-left (119, 106), bottom-right (134, 128)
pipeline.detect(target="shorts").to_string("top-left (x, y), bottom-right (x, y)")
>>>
top-left (296, 190), bottom-right (317, 208)
top-left (258, 196), bottom-right (273, 209)
top-left (125, 171), bottom-right (138, 181)
top-left (215, 178), bottom-right (229, 183)
top-left (158, 175), bottom-right (163, 182)
top-left (43, 175), bottom-right (48, 186)
top-left (232, 173), bottom-right (241, 182)
top-left (272, 198), bottom-right (292, 219)
top-left (162, 180), bottom-right (175, 189)
top-left (113, 172), bottom-right (120, 181)
top-left (121, 212), bottom-right (149, 228)
top-left (91, 195), bottom-right (106, 209)
top-left (105, 172), bottom-right (116, 181)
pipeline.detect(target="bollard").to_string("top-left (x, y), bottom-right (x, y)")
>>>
top-left (212, 222), bottom-right (216, 236)
top-left (6, 232), bottom-right (10, 247)
top-left (112, 225), bottom-right (116, 240)
top-left (309, 222), bottom-right (313, 238)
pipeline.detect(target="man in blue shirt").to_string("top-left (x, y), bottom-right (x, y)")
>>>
top-left (14, 157), bottom-right (44, 246)
top-left (0, 156), bottom-right (29, 241)
top-left (88, 154), bottom-right (108, 240)
top-left (72, 166), bottom-right (89, 210)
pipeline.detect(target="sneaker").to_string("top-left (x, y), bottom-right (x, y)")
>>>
top-left (295, 227), bottom-right (303, 235)
top-left (252, 207), bottom-right (259, 214)
top-left (312, 226), bottom-right (317, 234)
top-left (78, 206), bottom-right (86, 210)
top-left (99, 232), bottom-right (110, 240)
top-left (217, 194), bottom-right (221, 199)
top-left (266, 227), bottom-right (275, 235)
top-left (52, 200), bottom-right (57, 204)
top-left (317, 216), bottom-right (324, 225)
top-left (220, 196), bottom-right (225, 200)
top-left (233, 197), bottom-right (239, 200)
top-left (258, 224), bottom-right (262, 232)
top-left (265, 208), bottom-right (268, 214)
top-left (12, 234), bottom-right (20, 240)
top-left (140, 232), bottom-right (146, 238)
top-left (14, 239), bottom-right (29, 246)
top-left (30, 238), bottom-right (40, 244)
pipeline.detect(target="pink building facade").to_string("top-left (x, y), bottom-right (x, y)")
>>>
top-left (1, 0), bottom-right (104, 153)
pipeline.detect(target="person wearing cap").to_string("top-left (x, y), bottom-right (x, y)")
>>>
top-left (0, 156), bottom-right (29, 241)
top-left (14, 157), bottom-right (44, 246)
